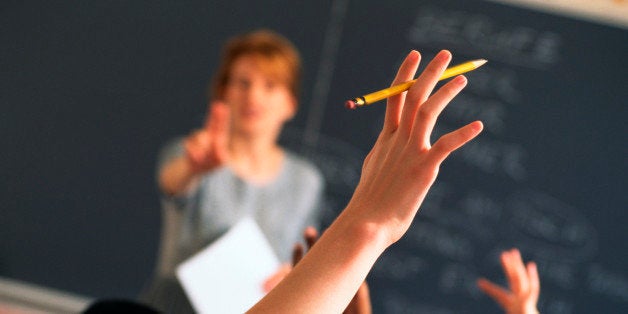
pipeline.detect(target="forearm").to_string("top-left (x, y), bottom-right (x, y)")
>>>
top-left (158, 155), bottom-right (201, 195)
top-left (249, 210), bottom-right (390, 313)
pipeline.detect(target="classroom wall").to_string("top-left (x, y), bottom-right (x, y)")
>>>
top-left (1, 1), bottom-right (626, 313)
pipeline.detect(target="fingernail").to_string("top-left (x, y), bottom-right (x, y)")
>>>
top-left (471, 121), bottom-right (484, 132)
top-left (454, 75), bottom-right (467, 84)
top-left (408, 50), bottom-right (420, 60)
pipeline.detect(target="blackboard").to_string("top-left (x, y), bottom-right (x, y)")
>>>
top-left (2, 1), bottom-right (627, 313)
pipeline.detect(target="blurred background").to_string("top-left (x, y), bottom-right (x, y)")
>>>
top-left (1, 0), bottom-right (626, 312)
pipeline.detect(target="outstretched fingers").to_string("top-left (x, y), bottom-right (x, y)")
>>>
top-left (410, 75), bottom-right (468, 147)
top-left (207, 102), bottom-right (230, 142)
top-left (384, 50), bottom-right (420, 133)
top-left (426, 120), bottom-right (483, 167)
top-left (505, 249), bottom-right (528, 295)
top-left (410, 50), bottom-right (452, 104)
top-left (207, 102), bottom-right (230, 163)
top-left (527, 261), bottom-right (540, 299)
top-left (399, 50), bottom-right (451, 137)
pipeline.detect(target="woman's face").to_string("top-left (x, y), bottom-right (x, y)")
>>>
top-left (224, 55), bottom-right (296, 138)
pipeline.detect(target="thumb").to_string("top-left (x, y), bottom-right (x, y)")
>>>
top-left (477, 278), bottom-right (511, 309)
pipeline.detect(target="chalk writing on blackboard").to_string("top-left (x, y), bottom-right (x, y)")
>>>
top-left (588, 264), bottom-right (628, 302)
top-left (407, 6), bottom-right (562, 69)
top-left (508, 190), bottom-right (598, 262)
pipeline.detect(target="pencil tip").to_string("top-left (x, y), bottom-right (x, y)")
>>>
top-left (473, 59), bottom-right (488, 67)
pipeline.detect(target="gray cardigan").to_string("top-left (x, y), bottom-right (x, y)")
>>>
top-left (141, 139), bottom-right (324, 313)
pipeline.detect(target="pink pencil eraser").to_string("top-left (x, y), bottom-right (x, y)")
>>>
top-left (345, 100), bottom-right (357, 110)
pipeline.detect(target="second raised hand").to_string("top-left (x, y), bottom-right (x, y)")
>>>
top-left (185, 101), bottom-right (230, 173)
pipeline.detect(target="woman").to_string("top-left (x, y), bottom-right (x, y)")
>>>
top-left (142, 29), bottom-right (324, 313)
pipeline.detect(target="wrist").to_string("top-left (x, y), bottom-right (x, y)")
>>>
top-left (160, 156), bottom-right (202, 195)
top-left (507, 306), bottom-right (539, 314)
top-left (334, 204), bottom-right (394, 253)
top-left (343, 194), bottom-right (412, 249)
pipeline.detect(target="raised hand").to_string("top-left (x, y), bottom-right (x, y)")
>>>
top-left (477, 248), bottom-right (540, 314)
top-left (345, 50), bottom-right (484, 244)
top-left (184, 101), bottom-right (230, 173)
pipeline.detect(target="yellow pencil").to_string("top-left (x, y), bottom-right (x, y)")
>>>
top-left (345, 59), bottom-right (487, 109)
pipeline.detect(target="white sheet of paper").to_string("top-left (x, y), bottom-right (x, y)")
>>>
top-left (176, 216), bottom-right (280, 314)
